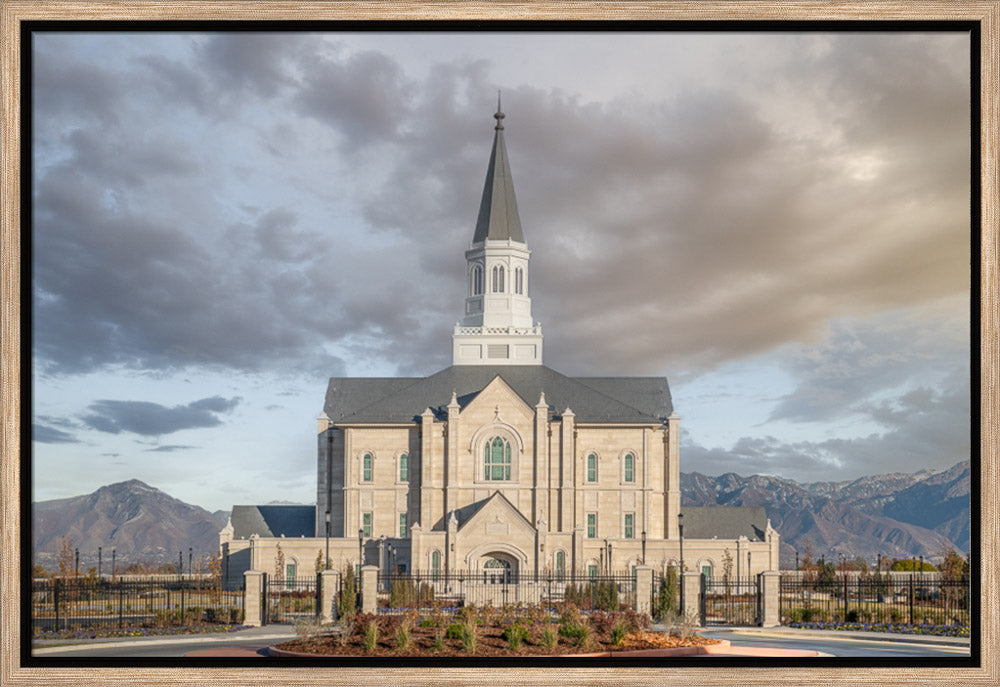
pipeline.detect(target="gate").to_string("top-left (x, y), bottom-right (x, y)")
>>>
top-left (261, 573), bottom-right (319, 624)
top-left (701, 574), bottom-right (761, 626)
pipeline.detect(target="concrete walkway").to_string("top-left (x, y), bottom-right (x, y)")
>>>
top-left (706, 625), bottom-right (970, 646)
top-left (32, 625), bottom-right (297, 655)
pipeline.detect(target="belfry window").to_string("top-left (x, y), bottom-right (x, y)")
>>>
top-left (471, 265), bottom-right (483, 296)
top-left (484, 436), bottom-right (511, 481)
top-left (492, 265), bottom-right (505, 292)
top-left (515, 267), bottom-right (523, 294)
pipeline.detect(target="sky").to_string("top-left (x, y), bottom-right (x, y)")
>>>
top-left (29, 30), bottom-right (973, 512)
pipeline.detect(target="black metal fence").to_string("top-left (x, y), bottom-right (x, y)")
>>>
top-left (375, 571), bottom-right (638, 614)
top-left (31, 576), bottom-right (244, 635)
top-left (779, 574), bottom-right (970, 628)
top-left (701, 576), bottom-right (761, 626)
top-left (261, 573), bottom-right (319, 624)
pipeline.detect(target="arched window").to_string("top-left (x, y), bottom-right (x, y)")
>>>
top-left (484, 436), bottom-right (511, 481)
top-left (555, 550), bottom-right (565, 581)
top-left (431, 550), bottom-right (441, 579)
top-left (362, 453), bottom-right (373, 482)
top-left (399, 453), bottom-right (409, 482)
top-left (586, 453), bottom-right (598, 482)
top-left (471, 265), bottom-right (483, 296)
top-left (514, 267), bottom-right (523, 294)
top-left (492, 265), bottom-right (505, 292)
top-left (623, 453), bottom-right (634, 483)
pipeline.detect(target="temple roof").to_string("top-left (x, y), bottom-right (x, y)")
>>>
top-left (324, 365), bottom-right (673, 424)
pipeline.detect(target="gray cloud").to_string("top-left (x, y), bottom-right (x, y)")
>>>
top-left (145, 445), bottom-right (198, 452)
top-left (31, 33), bottom-right (969, 389)
top-left (81, 396), bottom-right (240, 436)
top-left (32, 423), bottom-right (80, 444)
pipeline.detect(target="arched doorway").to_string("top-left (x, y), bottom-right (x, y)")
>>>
top-left (480, 552), bottom-right (518, 584)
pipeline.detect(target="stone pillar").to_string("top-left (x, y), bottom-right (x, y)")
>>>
top-left (361, 565), bottom-right (378, 614)
top-left (319, 569), bottom-right (341, 625)
top-left (760, 571), bottom-right (780, 628)
top-left (635, 565), bottom-right (654, 615)
top-left (243, 570), bottom-right (264, 627)
top-left (681, 571), bottom-right (702, 626)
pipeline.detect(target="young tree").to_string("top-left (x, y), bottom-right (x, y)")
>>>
top-left (315, 549), bottom-right (324, 575)
top-left (56, 536), bottom-right (74, 577)
top-left (274, 543), bottom-right (285, 586)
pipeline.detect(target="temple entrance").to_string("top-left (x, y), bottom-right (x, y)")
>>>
top-left (480, 552), bottom-right (518, 584)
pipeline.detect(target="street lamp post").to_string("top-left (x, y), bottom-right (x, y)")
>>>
top-left (324, 510), bottom-right (331, 570)
top-left (179, 551), bottom-right (183, 576)
top-left (98, 546), bottom-right (102, 578)
top-left (358, 528), bottom-right (364, 574)
top-left (112, 548), bottom-right (116, 579)
top-left (189, 548), bottom-right (193, 578)
top-left (795, 550), bottom-right (799, 572)
top-left (641, 530), bottom-right (646, 566)
top-left (74, 548), bottom-right (79, 577)
top-left (678, 513), bottom-right (685, 613)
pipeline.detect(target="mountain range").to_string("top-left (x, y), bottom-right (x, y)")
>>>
top-left (681, 460), bottom-right (970, 566)
top-left (31, 461), bottom-right (970, 571)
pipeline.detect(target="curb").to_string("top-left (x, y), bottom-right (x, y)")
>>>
top-left (32, 630), bottom-right (297, 655)
top-left (709, 626), bottom-right (971, 647)
top-left (265, 639), bottom-right (820, 659)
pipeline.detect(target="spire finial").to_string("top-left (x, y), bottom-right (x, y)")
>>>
top-left (494, 90), bottom-right (505, 131)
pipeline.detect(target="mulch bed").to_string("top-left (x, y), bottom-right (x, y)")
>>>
top-left (276, 619), bottom-right (720, 657)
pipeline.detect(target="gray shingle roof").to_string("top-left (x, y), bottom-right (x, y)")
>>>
top-left (324, 365), bottom-right (673, 424)
top-left (680, 506), bottom-right (769, 541)
top-left (472, 106), bottom-right (524, 244)
top-left (230, 505), bottom-right (314, 539)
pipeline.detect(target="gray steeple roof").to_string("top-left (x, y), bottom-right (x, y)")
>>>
top-left (228, 505), bottom-right (315, 539)
top-left (680, 506), bottom-right (769, 541)
top-left (472, 98), bottom-right (524, 244)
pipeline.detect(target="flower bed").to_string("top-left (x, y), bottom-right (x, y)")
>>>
top-left (276, 606), bottom-right (719, 657)
top-left (788, 621), bottom-right (969, 637)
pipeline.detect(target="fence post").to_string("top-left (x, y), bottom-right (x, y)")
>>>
top-left (243, 570), bottom-right (264, 627)
top-left (361, 565), bottom-right (378, 614)
top-left (681, 571), bottom-right (702, 626)
top-left (54, 579), bottom-right (60, 632)
top-left (843, 575), bottom-right (849, 622)
top-left (319, 569), bottom-right (341, 625)
top-left (759, 571), bottom-right (780, 627)
top-left (635, 566), bottom-right (654, 616)
top-left (909, 574), bottom-right (915, 625)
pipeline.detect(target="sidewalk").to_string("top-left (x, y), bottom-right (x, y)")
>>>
top-left (704, 625), bottom-right (971, 646)
top-left (32, 625), bottom-right (297, 655)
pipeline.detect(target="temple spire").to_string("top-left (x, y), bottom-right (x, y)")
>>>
top-left (473, 99), bottom-right (522, 244)
top-left (453, 101), bottom-right (543, 366)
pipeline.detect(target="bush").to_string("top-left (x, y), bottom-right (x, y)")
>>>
top-left (559, 621), bottom-right (591, 648)
top-left (461, 620), bottom-right (477, 653)
top-left (362, 619), bottom-right (378, 651)
top-left (503, 623), bottom-right (529, 651)
top-left (610, 621), bottom-right (628, 646)
top-left (339, 567), bottom-right (357, 619)
top-left (540, 625), bottom-right (559, 651)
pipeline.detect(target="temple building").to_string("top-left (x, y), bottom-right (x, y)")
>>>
top-left (220, 103), bottom-right (780, 589)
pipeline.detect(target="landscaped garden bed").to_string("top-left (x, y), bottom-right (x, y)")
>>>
top-left (276, 605), bottom-right (719, 657)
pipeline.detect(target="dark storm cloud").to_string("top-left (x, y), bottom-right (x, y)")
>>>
top-left (683, 358), bottom-right (970, 482)
top-left (81, 396), bottom-right (240, 436)
top-left (31, 33), bottom-right (969, 388)
top-left (32, 423), bottom-right (80, 444)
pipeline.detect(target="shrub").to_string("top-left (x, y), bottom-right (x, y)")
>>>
top-left (431, 629), bottom-right (445, 652)
top-left (395, 623), bottom-right (411, 651)
top-left (362, 619), bottom-right (378, 651)
top-left (503, 623), bottom-right (530, 651)
top-left (610, 620), bottom-right (628, 646)
top-left (339, 567), bottom-right (357, 619)
top-left (445, 622), bottom-right (467, 640)
top-left (559, 621), bottom-right (591, 648)
top-left (461, 620), bottom-right (477, 653)
top-left (540, 625), bottom-right (559, 651)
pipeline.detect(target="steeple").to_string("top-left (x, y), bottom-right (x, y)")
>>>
top-left (453, 101), bottom-right (543, 366)
top-left (473, 94), bottom-right (524, 244)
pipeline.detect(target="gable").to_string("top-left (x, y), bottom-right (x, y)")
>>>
top-left (458, 492), bottom-right (535, 537)
top-left (460, 374), bottom-right (535, 426)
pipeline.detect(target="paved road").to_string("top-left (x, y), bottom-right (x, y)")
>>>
top-left (700, 628), bottom-right (971, 658)
top-left (32, 625), bottom-right (972, 659)
top-left (32, 626), bottom-right (297, 658)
